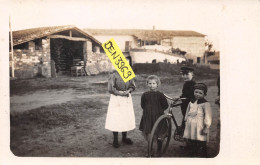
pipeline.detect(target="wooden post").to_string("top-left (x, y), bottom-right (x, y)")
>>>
top-left (83, 41), bottom-right (87, 66)
top-left (69, 30), bottom-right (72, 37)
top-left (9, 16), bottom-right (15, 77)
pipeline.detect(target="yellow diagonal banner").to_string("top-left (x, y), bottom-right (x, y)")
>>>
top-left (102, 38), bottom-right (135, 82)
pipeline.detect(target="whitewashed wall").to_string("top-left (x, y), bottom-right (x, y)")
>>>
top-left (92, 35), bottom-right (138, 52)
top-left (172, 36), bottom-right (205, 63)
top-left (130, 51), bottom-right (185, 64)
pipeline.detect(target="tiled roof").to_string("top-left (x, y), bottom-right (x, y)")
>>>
top-left (84, 28), bottom-right (205, 40)
top-left (11, 25), bottom-right (101, 46)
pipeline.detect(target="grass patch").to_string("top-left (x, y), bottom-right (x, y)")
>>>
top-left (11, 99), bottom-right (106, 135)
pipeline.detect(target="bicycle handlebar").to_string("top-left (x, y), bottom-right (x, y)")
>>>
top-left (163, 94), bottom-right (187, 107)
top-left (164, 94), bottom-right (187, 101)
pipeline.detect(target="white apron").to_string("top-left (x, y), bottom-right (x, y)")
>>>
top-left (105, 94), bottom-right (135, 132)
top-left (183, 101), bottom-right (209, 141)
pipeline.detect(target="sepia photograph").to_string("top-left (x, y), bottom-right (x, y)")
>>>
top-left (1, 0), bottom-right (260, 164)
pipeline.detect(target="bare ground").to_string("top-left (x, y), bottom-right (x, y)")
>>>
top-left (10, 73), bottom-right (220, 157)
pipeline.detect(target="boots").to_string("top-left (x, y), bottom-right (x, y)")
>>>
top-left (113, 132), bottom-right (119, 148)
top-left (112, 131), bottom-right (133, 148)
top-left (122, 132), bottom-right (133, 145)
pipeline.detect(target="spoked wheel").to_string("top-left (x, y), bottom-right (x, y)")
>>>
top-left (148, 115), bottom-right (172, 157)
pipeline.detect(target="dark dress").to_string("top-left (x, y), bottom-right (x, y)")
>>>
top-left (139, 91), bottom-right (169, 134)
top-left (180, 80), bottom-right (196, 116)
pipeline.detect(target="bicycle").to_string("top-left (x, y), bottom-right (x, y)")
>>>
top-left (148, 95), bottom-right (187, 157)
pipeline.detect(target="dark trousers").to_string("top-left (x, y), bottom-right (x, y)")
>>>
top-left (181, 103), bottom-right (189, 129)
top-left (187, 139), bottom-right (207, 157)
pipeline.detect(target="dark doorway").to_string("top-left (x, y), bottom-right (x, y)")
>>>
top-left (197, 57), bottom-right (201, 64)
top-left (50, 38), bottom-right (84, 75)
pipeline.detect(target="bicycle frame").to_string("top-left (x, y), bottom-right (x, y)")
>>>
top-left (148, 95), bottom-right (186, 157)
top-left (167, 102), bottom-right (182, 134)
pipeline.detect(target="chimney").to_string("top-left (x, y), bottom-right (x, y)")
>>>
top-left (153, 26), bottom-right (155, 30)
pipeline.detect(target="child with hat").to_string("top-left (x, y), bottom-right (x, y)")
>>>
top-left (183, 83), bottom-right (212, 157)
top-left (179, 67), bottom-right (196, 129)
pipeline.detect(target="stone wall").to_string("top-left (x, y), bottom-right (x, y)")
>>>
top-left (10, 38), bottom-right (51, 78)
top-left (86, 52), bottom-right (113, 75)
top-left (10, 37), bottom-right (112, 78)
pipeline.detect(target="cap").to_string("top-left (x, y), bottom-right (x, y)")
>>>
top-left (180, 66), bottom-right (194, 74)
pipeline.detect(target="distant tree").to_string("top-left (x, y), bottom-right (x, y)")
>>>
top-left (171, 48), bottom-right (187, 56)
top-left (204, 40), bottom-right (215, 57)
top-left (203, 40), bottom-right (216, 64)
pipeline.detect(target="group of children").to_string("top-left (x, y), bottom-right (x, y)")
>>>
top-left (105, 65), bottom-right (213, 157)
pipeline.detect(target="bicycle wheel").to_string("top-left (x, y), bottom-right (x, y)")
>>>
top-left (148, 115), bottom-right (172, 157)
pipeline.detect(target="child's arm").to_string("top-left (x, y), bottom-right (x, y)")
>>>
top-left (202, 102), bottom-right (213, 135)
top-left (108, 74), bottom-right (128, 96)
top-left (128, 79), bottom-right (136, 93)
top-left (160, 93), bottom-right (169, 110)
top-left (141, 93), bottom-right (145, 109)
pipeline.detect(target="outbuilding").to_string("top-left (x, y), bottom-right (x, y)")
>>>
top-left (9, 25), bottom-right (111, 78)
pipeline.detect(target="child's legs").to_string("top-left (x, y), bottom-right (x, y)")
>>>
top-left (157, 139), bottom-right (163, 152)
top-left (145, 133), bottom-right (151, 157)
top-left (122, 131), bottom-right (133, 144)
top-left (190, 140), bottom-right (197, 156)
top-left (196, 140), bottom-right (207, 157)
top-left (112, 131), bottom-right (120, 148)
top-left (181, 107), bottom-right (187, 129)
top-left (113, 132), bottom-right (118, 142)
top-left (122, 131), bottom-right (127, 139)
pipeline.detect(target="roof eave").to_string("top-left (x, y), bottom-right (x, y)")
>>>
top-left (12, 26), bottom-right (74, 46)
top-left (12, 26), bottom-right (102, 46)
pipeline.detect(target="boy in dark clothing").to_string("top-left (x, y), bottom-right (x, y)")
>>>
top-left (173, 67), bottom-right (196, 149)
top-left (179, 67), bottom-right (196, 129)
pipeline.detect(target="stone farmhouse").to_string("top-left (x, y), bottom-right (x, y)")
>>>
top-left (84, 28), bottom-right (206, 64)
top-left (9, 25), bottom-right (112, 78)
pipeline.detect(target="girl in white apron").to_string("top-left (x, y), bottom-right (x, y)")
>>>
top-left (183, 83), bottom-right (212, 157)
top-left (105, 58), bottom-right (136, 148)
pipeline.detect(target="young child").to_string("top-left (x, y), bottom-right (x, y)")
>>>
top-left (179, 67), bottom-right (196, 130)
top-left (139, 75), bottom-right (169, 155)
top-left (183, 83), bottom-right (212, 157)
top-left (105, 58), bottom-right (136, 148)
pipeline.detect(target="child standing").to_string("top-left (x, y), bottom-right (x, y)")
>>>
top-left (105, 67), bottom-right (136, 148)
top-left (179, 67), bottom-right (196, 130)
top-left (139, 75), bottom-right (169, 155)
top-left (183, 83), bottom-right (212, 157)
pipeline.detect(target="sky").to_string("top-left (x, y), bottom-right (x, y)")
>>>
top-left (4, 0), bottom-right (260, 51)
top-left (6, 0), bottom-right (225, 50)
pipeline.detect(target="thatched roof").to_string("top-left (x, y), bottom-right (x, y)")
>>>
top-left (84, 28), bottom-right (205, 41)
top-left (11, 25), bottom-right (102, 46)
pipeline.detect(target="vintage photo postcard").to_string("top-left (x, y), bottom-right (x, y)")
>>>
top-left (1, 0), bottom-right (260, 164)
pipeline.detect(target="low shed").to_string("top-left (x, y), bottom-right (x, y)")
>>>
top-left (9, 25), bottom-right (106, 78)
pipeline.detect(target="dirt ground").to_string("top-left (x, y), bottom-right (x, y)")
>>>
top-left (10, 72), bottom-right (220, 157)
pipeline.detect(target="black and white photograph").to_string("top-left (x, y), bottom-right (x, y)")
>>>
top-left (1, 0), bottom-right (260, 164)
